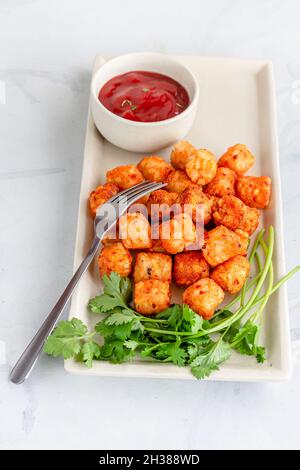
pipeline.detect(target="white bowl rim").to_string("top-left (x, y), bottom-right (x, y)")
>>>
top-left (91, 52), bottom-right (199, 128)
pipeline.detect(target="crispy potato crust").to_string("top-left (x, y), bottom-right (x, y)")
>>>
top-left (239, 206), bottom-right (260, 235)
top-left (212, 195), bottom-right (247, 230)
top-left (165, 170), bottom-right (196, 194)
top-left (119, 212), bottom-right (152, 250)
top-left (137, 156), bottom-right (173, 182)
top-left (89, 183), bottom-right (119, 217)
top-left (98, 242), bottom-right (132, 278)
top-left (234, 229), bottom-right (249, 253)
top-left (202, 226), bottom-right (247, 267)
top-left (106, 164), bottom-right (144, 190)
top-left (218, 144), bottom-right (255, 176)
top-left (160, 213), bottom-right (196, 254)
top-left (170, 140), bottom-right (197, 170)
top-left (134, 280), bottom-right (171, 315)
top-left (178, 185), bottom-right (213, 225)
top-left (147, 239), bottom-right (168, 254)
top-left (204, 167), bottom-right (236, 198)
top-left (183, 278), bottom-right (224, 319)
top-left (185, 149), bottom-right (217, 185)
top-left (147, 189), bottom-right (179, 221)
top-left (211, 255), bottom-right (250, 294)
top-left (133, 252), bottom-right (172, 283)
top-left (236, 176), bottom-right (271, 209)
top-left (173, 252), bottom-right (210, 287)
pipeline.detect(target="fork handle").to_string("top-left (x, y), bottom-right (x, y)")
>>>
top-left (10, 235), bottom-right (102, 384)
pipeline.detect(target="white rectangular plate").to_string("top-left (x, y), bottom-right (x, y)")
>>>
top-left (65, 55), bottom-right (292, 381)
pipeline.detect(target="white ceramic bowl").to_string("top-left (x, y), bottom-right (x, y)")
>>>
top-left (90, 52), bottom-right (199, 153)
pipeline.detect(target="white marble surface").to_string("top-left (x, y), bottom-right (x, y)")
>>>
top-left (1, 0), bottom-right (300, 450)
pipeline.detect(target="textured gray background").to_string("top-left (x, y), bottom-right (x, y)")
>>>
top-left (0, 0), bottom-right (299, 450)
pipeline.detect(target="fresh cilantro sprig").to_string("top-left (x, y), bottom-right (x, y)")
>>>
top-left (44, 227), bottom-right (300, 379)
top-left (88, 272), bottom-right (132, 313)
top-left (44, 318), bottom-right (100, 368)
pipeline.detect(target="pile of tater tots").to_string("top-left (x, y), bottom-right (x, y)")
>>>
top-left (89, 141), bottom-right (271, 320)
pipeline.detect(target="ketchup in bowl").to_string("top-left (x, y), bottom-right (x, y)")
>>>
top-left (98, 71), bottom-right (190, 123)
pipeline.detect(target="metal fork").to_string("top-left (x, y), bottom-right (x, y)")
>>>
top-left (10, 180), bottom-right (166, 384)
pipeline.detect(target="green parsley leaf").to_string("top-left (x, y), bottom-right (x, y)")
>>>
top-left (100, 338), bottom-right (136, 363)
top-left (44, 317), bottom-right (99, 367)
top-left (182, 304), bottom-right (203, 333)
top-left (124, 340), bottom-right (139, 350)
top-left (95, 319), bottom-right (134, 341)
top-left (105, 309), bottom-right (135, 326)
top-left (44, 318), bottom-right (89, 359)
top-left (230, 321), bottom-right (265, 363)
top-left (154, 339), bottom-right (187, 367)
top-left (190, 339), bottom-right (231, 380)
top-left (88, 273), bottom-right (132, 313)
top-left (82, 342), bottom-right (101, 368)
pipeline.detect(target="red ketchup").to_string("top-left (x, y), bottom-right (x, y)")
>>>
top-left (98, 71), bottom-right (190, 122)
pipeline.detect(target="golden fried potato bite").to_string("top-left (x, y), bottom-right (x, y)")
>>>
top-left (166, 170), bottom-right (195, 194)
top-left (178, 186), bottom-right (214, 225)
top-left (106, 164), bottom-right (144, 190)
top-left (147, 189), bottom-right (179, 221)
top-left (185, 149), bottom-right (217, 186)
top-left (202, 226), bottom-right (247, 267)
top-left (234, 229), bottom-right (249, 252)
top-left (239, 206), bottom-right (260, 235)
top-left (236, 176), bottom-right (271, 209)
top-left (218, 144), bottom-right (255, 176)
top-left (134, 280), bottom-right (171, 315)
top-left (160, 213), bottom-right (196, 254)
top-left (101, 224), bottom-right (120, 246)
top-left (183, 278), bottom-right (224, 320)
top-left (173, 252), bottom-right (209, 287)
top-left (89, 183), bottom-right (119, 217)
top-left (212, 195), bottom-right (246, 230)
top-left (98, 243), bottom-right (132, 278)
top-left (204, 167), bottom-right (236, 198)
top-left (211, 255), bottom-right (250, 294)
top-left (119, 212), bottom-right (152, 250)
top-left (148, 239), bottom-right (168, 254)
top-left (133, 252), bottom-right (172, 283)
top-left (170, 140), bottom-right (197, 170)
top-left (137, 156), bottom-right (173, 182)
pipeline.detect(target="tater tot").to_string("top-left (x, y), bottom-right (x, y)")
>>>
top-left (170, 140), bottom-right (198, 170)
top-left (212, 195), bottom-right (247, 230)
top-left (211, 255), bottom-right (250, 294)
top-left (173, 252), bottom-right (210, 287)
top-left (204, 167), bottom-right (236, 198)
top-left (106, 164), bottom-right (144, 190)
top-left (98, 243), bottom-right (132, 278)
top-left (218, 144), bottom-right (255, 176)
top-left (165, 170), bottom-right (195, 194)
top-left (178, 186), bottom-right (213, 225)
top-left (134, 280), bottom-right (171, 315)
top-left (183, 278), bottom-right (224, 320)
top-left (236, 176), bottom-right (271, 209)
top-left (234, 229), bottom-right (249, 252)
top-left (185, 149), bottom-right (217, 186)
top-left (137, 156), bottom-right (173, 182)
top-left (148, 239), bottom-right (168, 254)
top-left (89, 183), bottom-right (119, 217)
top-left (119, 212), bottom-right (152, 250)
top-left (101, 223), bottom-right (120, 246)
top-left (133, 252), bottom-right (172, 283)
top-left (147, 189), bottom-right (179, 221)
top-left (239, 206), bottom-right (260, 235)
top-left (160, 213), bottom-right (196, 254)
top-left (202, 226), bottom-right (247, 267)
